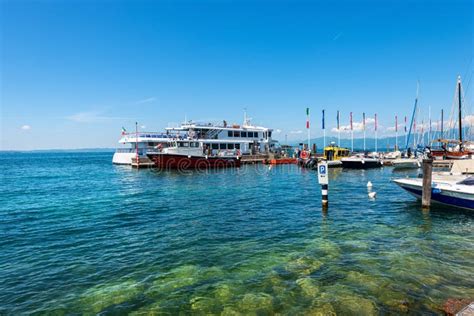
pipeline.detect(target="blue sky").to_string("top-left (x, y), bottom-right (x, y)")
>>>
top-left (1, 0), bottom-right (473, 150)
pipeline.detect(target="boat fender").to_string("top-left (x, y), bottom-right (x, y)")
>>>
top-left (188, 155), bottom-right (191, 158)
top-left (301, 150), bottom-right (309, 159)
top-left (367, 181), bottom-right (373, 188)
top-left (205, 155), bottom-right (208, 159)
top-left (368, 192), bottom-right (376, 199)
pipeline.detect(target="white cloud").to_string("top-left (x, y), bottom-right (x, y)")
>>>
top-left (140, 125), bottom-right (146, 129)
top-left (290, 130), bottom-right (303, 134)
top-left (21, 125), bottom-right (31, 130)
top-left (275, 129), bottom-right (282, 134)
top-left (330, 117), bottom-right (377, 134)
top-left (135, 97), bottom-right (156, 105)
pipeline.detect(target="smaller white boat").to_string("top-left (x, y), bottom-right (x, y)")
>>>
top-left (393, 160), bottom-right (474, 210)
top-left (391, 157), bottom-right (422, 170)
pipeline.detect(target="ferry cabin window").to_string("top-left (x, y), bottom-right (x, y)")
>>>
top-left (268, 131), bottom-right (272, 138)
top-left (228, 131), bottom-right (233, 137)
top-left (228, 143), bottom-right (235, 150)
top-left (235, 143), bottom-right (240, 149)
top-left (212, 144), bottom-right (219, 150)
top-left (179, 142), bottom-right (189, 147)
top-left (233, 131), bottom-right (240, 137)
top-left (247, 132), bottom-right (254, 138)
top-left (219, 143), bottom-right (226, 149)
top-left (190, 142), bottom-right (199, 147)
top-left (241, 131), bottom-right (247, 137)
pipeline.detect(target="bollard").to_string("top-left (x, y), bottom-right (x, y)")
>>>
top-left (422, 158), bottom-right (433, 209)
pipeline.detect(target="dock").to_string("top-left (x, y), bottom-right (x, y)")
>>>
top-left (131, 157), bottom-right (155, 168)
top-left (240, 154), bottom-right (270, 164)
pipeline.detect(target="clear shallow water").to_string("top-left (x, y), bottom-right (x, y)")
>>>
top-left (1, 152), bottom-right (473, 315)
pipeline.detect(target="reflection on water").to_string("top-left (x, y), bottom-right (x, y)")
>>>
top-left (0, 152), bottom-right (473, 314)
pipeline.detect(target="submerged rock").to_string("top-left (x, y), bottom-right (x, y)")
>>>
top-left (285, 256), bottom-right (323, 276)
top-left (79, 280), bottom-right (144, 314)
top-left (214, 283), bottom-right (233, 303)
top-left (238, 293), bottom-right (273, 313)
top-left (296, 277), bottom-right (320, 297)
top-left (305, 303), bottom-right (337, 316)
top-left (336, 294), bottom-right (377, 315)
top-left (190, 296), bottom-right (219, 313)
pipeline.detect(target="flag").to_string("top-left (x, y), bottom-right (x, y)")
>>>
top-left (404, 116), bottom-right (407, 133)
top-left (306, 107), bottom-right (310, 129)
top-left (350, 112), bottom-right (353, 131)
top-left (395, 115), bottom-right (398, 132)
top-left (337, 110), bottom-right (340, 130)
top-left (363, 112), bottom-right (366, 130)
top-left (322, 109), bottom-right (325, 130)
top-left (121, 127), bottom-right (127, 135)
top-left (375, 113), bottom-right (377, 131)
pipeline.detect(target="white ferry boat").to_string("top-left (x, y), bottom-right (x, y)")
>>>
top-left (112, 115), bottom-right (277, 165)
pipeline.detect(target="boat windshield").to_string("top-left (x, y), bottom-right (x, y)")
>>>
top-left (457, 176), bottom-right (474, 185)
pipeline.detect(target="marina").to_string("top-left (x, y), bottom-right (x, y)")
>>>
top-left (2, 0), bottom-right (473, 314)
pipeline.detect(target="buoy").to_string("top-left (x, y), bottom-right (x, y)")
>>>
top-left (367, 181), bottom-right (373, 188)
top-left (368, 192), bottom-right (376, 199)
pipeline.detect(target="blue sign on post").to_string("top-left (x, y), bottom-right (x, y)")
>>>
top-left (317, 161), bottom-right (328, 184)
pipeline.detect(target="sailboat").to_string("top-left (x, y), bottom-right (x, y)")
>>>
top-left (431, 76), bottom-right (472, 160)
top-left (392, 83), bottom-right (422, 170)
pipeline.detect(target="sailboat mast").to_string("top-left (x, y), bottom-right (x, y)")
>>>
top-left (441, 109), bottom-right (444, 139)
top-left (406, 83), bottom-right (419, 151)
top-left (458, 76), bottom-right (462, 144)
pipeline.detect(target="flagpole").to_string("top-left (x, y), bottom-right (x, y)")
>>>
top-left (395, 115), bottom-right (398, 151)
top-left (337, 110), bottom-right (340, 147)
top-left (306, 108), bottom-right (310, 151)
top-left (350, 112), bottom-right (353, 152)
top-left (322, 109), bottom-right (326, 148)
top-left (375, 113), bottom-right (378, 153)
top-left (363, 112), bottom-right (366, 152)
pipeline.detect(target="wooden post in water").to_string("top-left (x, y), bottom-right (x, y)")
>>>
top-left (422, 158), bottom-right (433, 209)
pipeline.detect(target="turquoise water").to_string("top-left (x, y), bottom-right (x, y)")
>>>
top-left (1, 152), bottom-right (473, 315)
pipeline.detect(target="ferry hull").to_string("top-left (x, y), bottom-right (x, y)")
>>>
top-left (113, 152), bottom-right (145, 165)
top-left (147, 153), bottom-right (241, 169)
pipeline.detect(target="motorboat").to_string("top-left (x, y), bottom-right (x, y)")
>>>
top-left (393, 160), bottom-right (474, 210)
top-left (341, 154), bottom-right (382, 169)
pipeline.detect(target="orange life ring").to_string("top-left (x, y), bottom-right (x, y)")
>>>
top-left (301, 150), bottom-right (309, 159)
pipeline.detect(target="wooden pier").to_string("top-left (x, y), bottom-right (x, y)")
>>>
top-left (131, 157), bottom-right (155, 168)
top-left (240, 154), bottom-right (270, 164)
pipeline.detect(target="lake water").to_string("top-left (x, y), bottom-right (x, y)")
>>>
top-left (1, 152), bottom-right (473, 315)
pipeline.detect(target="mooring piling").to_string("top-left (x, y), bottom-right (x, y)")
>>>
top-left (422, 158), bottom-right (433, 209)
top-left (317, 160), bottom-right (329, 210)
